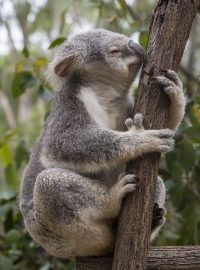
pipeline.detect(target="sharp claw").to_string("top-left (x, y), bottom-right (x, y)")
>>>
top-left (160, 69), bottom-right (168, 73)
top-left (154, 202), bottom-right (159, 208)
top-left (135, 177), bottom-right (140, 182)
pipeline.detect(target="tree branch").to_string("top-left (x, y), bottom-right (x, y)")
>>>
top-left (77, 246), bottom-right (200, 270)
top-left (0, 90), bottom-right (17, 129)
top-left (125, 3), bottom-right (141, 22)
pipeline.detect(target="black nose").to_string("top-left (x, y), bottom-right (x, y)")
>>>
top-left (128, 40), bottom-right (145, 60)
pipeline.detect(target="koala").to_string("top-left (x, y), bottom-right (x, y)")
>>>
top-left (19, 29), bottom-right (185, 258)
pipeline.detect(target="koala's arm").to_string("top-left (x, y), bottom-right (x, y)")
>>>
top-left (154, 70), bottom-right (185, 130)
top-left (42, 115), bottom-right (174, 173)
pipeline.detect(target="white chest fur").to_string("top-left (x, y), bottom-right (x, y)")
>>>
top-left (78, 87), bottom-right (121, 130)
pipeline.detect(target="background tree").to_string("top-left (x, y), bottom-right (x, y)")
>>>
top-left (0, 0), bottom-right (200, 269)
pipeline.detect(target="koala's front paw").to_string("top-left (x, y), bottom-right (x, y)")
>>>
top-left (151, 203), bottom-right (166, 231)
top-left (125, 113), bottom-right (144, 131)
top-left (153, 69), bottom-right (183, 100)
top-left (153, 70), bottom-right (185, 130)
top-left (126, 114), bottom-right (174, 153)
top-left (115, 173), bottom-right (139, 199)
top-left (146, 129), bottom-right (174, 153)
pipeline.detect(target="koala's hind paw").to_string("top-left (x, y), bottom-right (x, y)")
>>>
top-left (125, 113), bottom-right (144, 131)
top-left (115, 174), bottom-right (139, 198)
top-left (151, 203), bottom-right (166, 231)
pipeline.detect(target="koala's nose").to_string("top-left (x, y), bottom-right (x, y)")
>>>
top-left (128, 40), bottom-right (145, 60)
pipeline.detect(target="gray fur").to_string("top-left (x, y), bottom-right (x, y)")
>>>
top-left (19, 29), bottom-right (185, 258)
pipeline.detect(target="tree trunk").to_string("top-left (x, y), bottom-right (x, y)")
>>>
top-left (111, 1), bottom-right (200, 270)
top-left (77, 246), bottom-right (200, 270)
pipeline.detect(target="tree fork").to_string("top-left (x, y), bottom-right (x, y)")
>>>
top-left (77, 1), bottom-right (200, 269)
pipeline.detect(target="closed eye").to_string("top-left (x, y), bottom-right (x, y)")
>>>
top-left (109, 47), bottom-right (121, 54)
top-left (110, 49), bottom-right (120, 53)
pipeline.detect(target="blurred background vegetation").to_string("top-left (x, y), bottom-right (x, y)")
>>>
top-left (0, 0), bottom-right (200, 269)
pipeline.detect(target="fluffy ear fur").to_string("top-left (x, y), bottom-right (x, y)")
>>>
top-left (53, 40), bottom-right (85, 77)
top-left (54, 55), bottom-right (79, 77)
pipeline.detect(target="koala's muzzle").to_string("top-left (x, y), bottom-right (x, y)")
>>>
top-left (128, 40), bottom-right (145, 60)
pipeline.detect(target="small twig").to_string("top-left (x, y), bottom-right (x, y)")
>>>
top-left (0, 90), bottom-right (17, 129)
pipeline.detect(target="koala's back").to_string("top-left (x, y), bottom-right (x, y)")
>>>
top-left (20, 140), bottom-right (44, 215)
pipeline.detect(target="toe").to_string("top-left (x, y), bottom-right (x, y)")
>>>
top-left (125, 118), bottom-right (134, 130)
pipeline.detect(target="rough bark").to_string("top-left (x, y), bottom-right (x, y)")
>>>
top-left (77, 246), bottom-right (200, 270)
top-left (111, 1), bottom-right (200, 270)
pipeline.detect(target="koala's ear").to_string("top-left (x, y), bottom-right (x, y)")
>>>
top-left (54, 55), bottom-right (79, 77)
top-left (54, 41), bottom-right (86, 77)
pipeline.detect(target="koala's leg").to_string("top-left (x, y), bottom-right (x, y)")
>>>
top-left (25, 168), bottom-right (138, 258)
top-left (154, 69), bottom-right (185, 130)
top-left (150, 176), bottom-right (166, 241)
top-left (107, 173), bottom-right (139, 217)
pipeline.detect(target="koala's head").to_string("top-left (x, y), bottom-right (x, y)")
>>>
top-left (48, 29), bottom-right (145, 89)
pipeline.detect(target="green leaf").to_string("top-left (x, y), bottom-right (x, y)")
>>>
top-left (178, 203), bottom-right (199, 244)
top-left (108, 15), bottom-right (117, 24)
top-left (139, 31), bottom-right (148, 49)
top-left (178, 141), bottom-right (196, 174)
top-left (5, 164), bottom-right (19, 190)
top-left (0, 190), bottom-right (16, 201)
top-left (0, 144), bottom-right (13, 167)
top-left (14, 140), bottom-right (29, 169)
top-left (11, 71), bottom-right (36, 97)
top-left (4, 209), bottom-right (13, 232)
top-left (4, 229), bottom-right (21, 244)
top-left (38, 85), bottom-right (53, 102)
top-left (0, 256), bottom-right (14, 270)
top-left (0, 204), bottom-right (13, 217)
top-left (185, 124), bottom-right (200, 143)
top-left (166, 151), bottom-right (182, 179)
top-left (66, 260), bottom-right (76, 270)
top-left (34, 57), bottom-right (48, 70)
top-left (3, 129), bottom-right (17, 143)
top-left (22, 47), bottom-right (29, 58)
top-left (48, 37), bottom-right (66, 49)
top-left (15, 62), bottom-right (23, 73)
top-left (39, 263), bottom-right (51, 270)
top-left (117, 0), bottom-right (127, 16)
